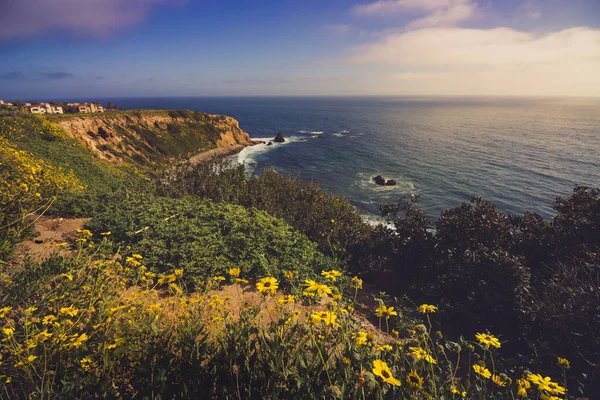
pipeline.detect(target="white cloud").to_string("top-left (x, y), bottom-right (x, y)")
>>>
top-left (0, 0), bottom-right (184, 41)
top-left (352, 0), bottom-right (479, 28)
top-left (346, 27), bottom-right (600, 96)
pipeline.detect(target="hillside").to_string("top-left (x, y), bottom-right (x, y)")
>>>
top-left (1, 112), bottom-right (598, 399)
top-left (49, 110), bottom-right (253, 165)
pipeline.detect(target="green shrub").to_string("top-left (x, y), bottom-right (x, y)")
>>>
top-left (85, 193), bottom-right (338, 282)
top-left (158, 161), bottom-right (373, 261)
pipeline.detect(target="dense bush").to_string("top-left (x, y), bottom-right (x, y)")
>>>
top-left (369, 188), bottom-right (600, 396)
top-left (85, 193), bottom-right (338, 283)
top-left (158, 161), bottom-right (373, 261)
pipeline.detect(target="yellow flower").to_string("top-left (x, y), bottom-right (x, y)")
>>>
top-left (147, 304), bottom-right (161, 313)
top-left (70, 333), bottom-right (88, 348)
top-left (0, 306), bottom-right (12, 318)
top-left (375, 344), bottom-right (393, 352)
top-left (256, 277), bottom-right (278, 295)
top-left (107, 338), bottom-right (124, 349)
top-left (475, 332), bottom-right (501, 349)
top-left (451, 386), bottom-right (467, 397)
top-left (409, 347), bottom-right (437, 364)
top-left (285, 310), bottom-right (300, 324)
top-left (283, 270), bottom-right (299, 279)
top-left (406, 370), bottom-right (424, 389)
top-left (418, 304), bottom-right (437, 313)
top-left (132, 253), bottom-right (143, 259)
top-left (355, 331), bottom-right (369, 346)
top-left (527, 373), bottom-right (544, 385)
top-left (174, 269), bottom-right (184, 277)
top-left (321, 270), bottom-right (343, 281)
top-left (213, 276), bottom-right (226, 282)
top-left (61, 273), bottom-right (73, 281)
top-left (235, 278), bottom-right (249, 284)
top-left (80, 357), bottom-right (93, 371)
top-left (536, 377), bottom-right (566, 395)
top-left (310, 311), bottom-right (337, 326)
top-left (228, 268), bottom-right (240, 277)
top-left (472, 364), bottom-right (492, 379)
top-left (54, 242), bottom-right (68, 248)
top-left (516, 378), bottom-right (531, 397)
top-left (302, 280), bottom-right (332, 297)
top-left (331, 219), bottom-right (335, 223)
top-left (76, 229), bottom-right (93, 238)
top-left (557, 357), bottom-right (570, 368)
top-left (59, 307), bottom-right (79, 317)
top-left (277, 295), bottom-right (296, 304)
top-left (2, 327), bottom-right (15, 338)
top-left (100, 231), bottom-right (111, 236)
top-left (540, 394), bottom-right (563, 400)
top-left (372, 359), bottom-right (401, 386)
top-left (492, 374), bottom-right (507, 387)
top-left (125, 257), bottom-right (141, 266)
top-left (42, 315), bottom-right (58, 325)
top-left (351, 276), bottom-right (363, 289)
top-left (37, 330), bottom-right (52, 341)
top-left (375, 304), bottom-right (398, 318)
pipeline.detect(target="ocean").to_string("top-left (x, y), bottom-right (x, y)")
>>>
top-left (110, 96), bottom-right (600, 221)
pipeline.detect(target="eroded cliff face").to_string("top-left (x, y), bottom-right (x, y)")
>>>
top-left (50, 110), bottom-right (252, 165)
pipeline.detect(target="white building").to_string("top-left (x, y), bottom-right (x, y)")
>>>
top-left (25, 103), bottom-right (64, 114)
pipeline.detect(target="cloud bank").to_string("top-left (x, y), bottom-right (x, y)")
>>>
top-left (347, 27), bottom-right (600, 95)
top-left (345, 0), bottom-right (600, 96)
top-left (0, 0), bottom-right (180, 41)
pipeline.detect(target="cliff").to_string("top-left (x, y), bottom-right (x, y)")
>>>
top-left (48, 110), bottom-right (252, 166)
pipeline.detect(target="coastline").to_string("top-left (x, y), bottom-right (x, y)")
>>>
top-left (187, 140), bottom-right (262, 166)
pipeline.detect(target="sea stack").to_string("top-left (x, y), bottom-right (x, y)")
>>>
top-left (372, 175), bottom-right (386, 185)
top-left (273, 132), bottom-right (285, 143)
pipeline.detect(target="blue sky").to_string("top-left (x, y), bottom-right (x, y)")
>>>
top-left (1, 0), bottom-right (599, 99)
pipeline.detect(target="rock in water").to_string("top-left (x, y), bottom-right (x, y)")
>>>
top-left (385, 179), bottom-right (397, 186)
top-left (267, 142), bottom-right (273, 146)
top-left (373, 175), bottom-right (386, 185)
top-left (273, 132), bottom-right (285, 143)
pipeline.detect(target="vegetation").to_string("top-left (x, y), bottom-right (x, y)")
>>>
top-left (158, 161), bottom-right (373, 261)
top-left (85, 193), bottom-right (338, 283)
top-left (0, 113), bottom-right (598, 398)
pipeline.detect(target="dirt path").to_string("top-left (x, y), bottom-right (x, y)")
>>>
top-left (14, 216), bottom-right (89, 264)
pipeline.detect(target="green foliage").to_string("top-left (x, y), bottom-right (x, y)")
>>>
top-left (85, 193), bottom-right (337, 282)
top-left (158, 161), bottom-right (373, 261)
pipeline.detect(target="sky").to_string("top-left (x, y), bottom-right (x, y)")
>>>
top-left (0, 0), bottom-right (599, 99)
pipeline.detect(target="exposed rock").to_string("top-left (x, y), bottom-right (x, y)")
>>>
top-left (273, 132), bottom-right (285, 143)
top-left (373, 175), bottom-right (386, 185)
top-left (267, 142), bottom-right (273, 146)
top-left (52, 110), bottom-right (252, 165)
top-left (385, 179), bottom-right (397, 186)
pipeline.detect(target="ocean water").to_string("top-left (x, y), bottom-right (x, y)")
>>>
top-left (110, 96), bottom-right (600, 221)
